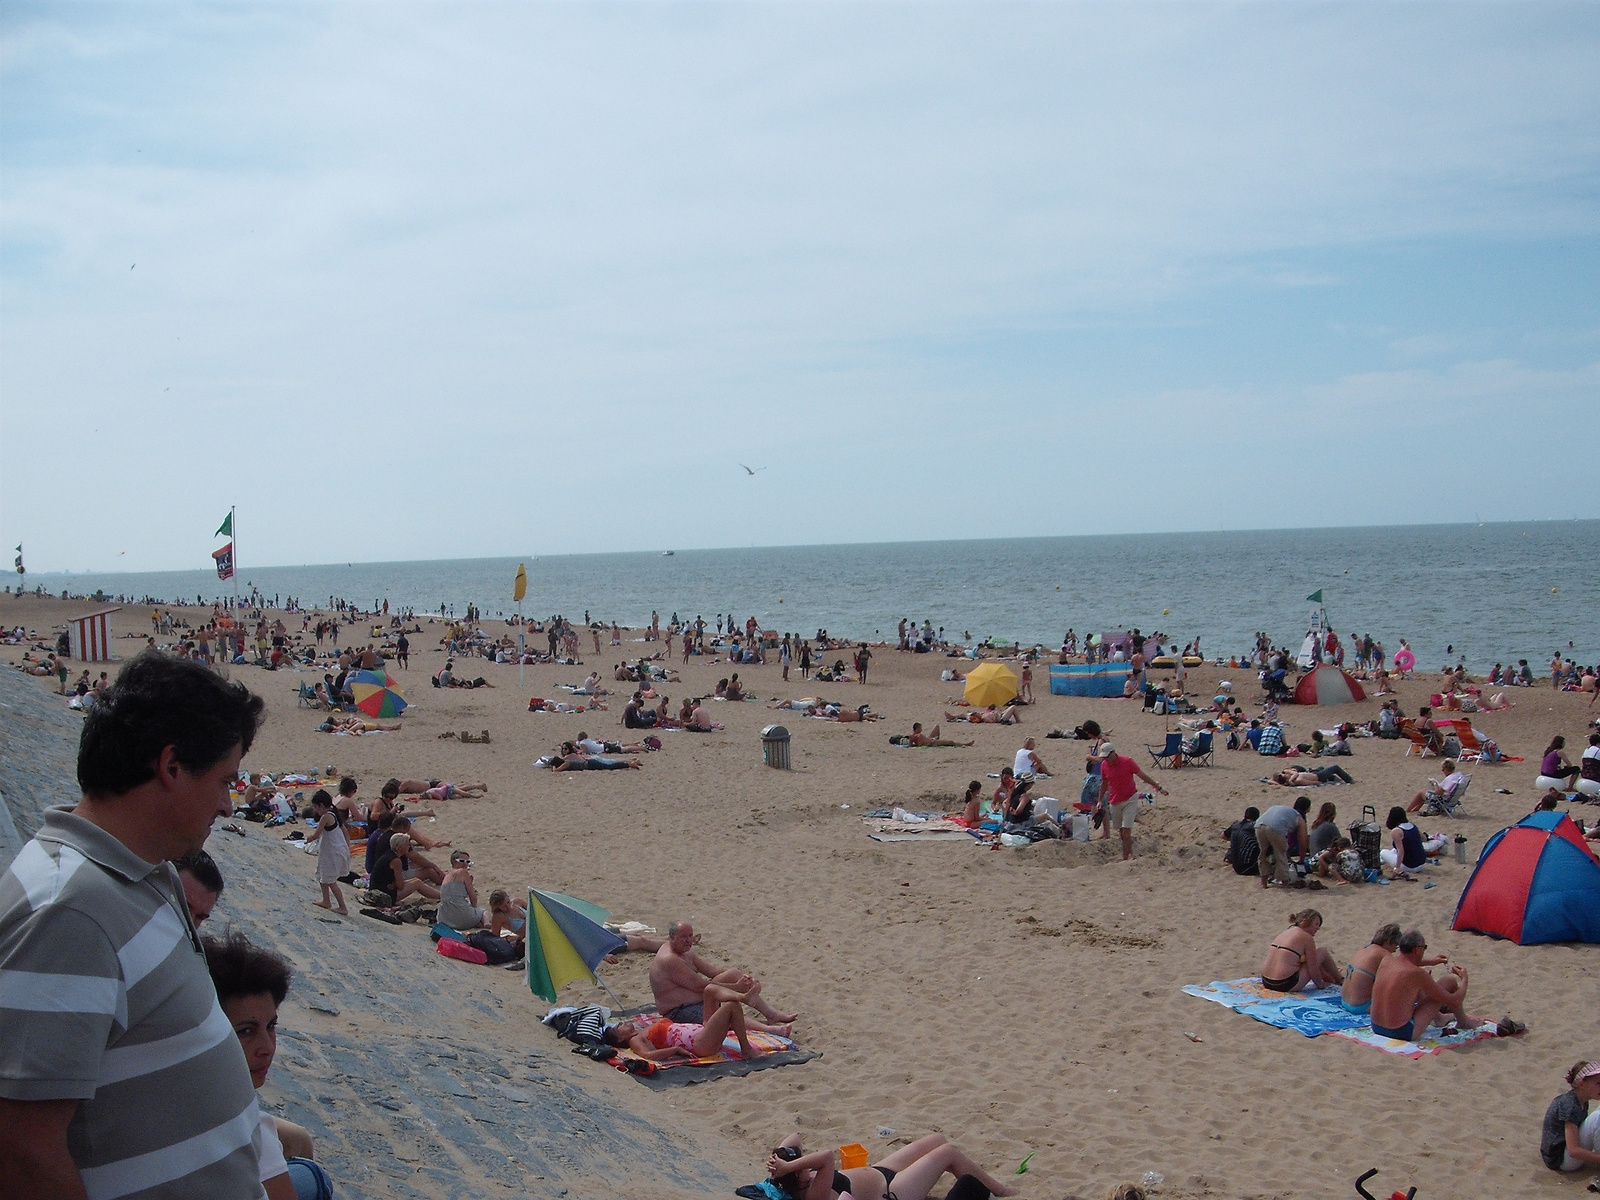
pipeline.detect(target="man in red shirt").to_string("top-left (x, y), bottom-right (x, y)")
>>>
top-left (1096, 743), bottom-right (1167, 860)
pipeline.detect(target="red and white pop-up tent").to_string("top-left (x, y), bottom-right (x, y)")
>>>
top-left (1293, 664), bottom-right (1367, 705)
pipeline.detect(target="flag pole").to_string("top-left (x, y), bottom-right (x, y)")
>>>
top-left (231, 506), bottom-right (239, 613)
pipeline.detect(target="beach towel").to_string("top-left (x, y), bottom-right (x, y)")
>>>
top-left (1184, 978), bottom-right (1502, 1053)
top-left (1325, 1022), bottom-right (1500, 1057)
top-left (546, 1005), bottom-right (818, 1088)
top-left (1182, 978), bottom-right (1366, 1036)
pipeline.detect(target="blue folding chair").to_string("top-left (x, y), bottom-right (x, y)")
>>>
top-left (1182, 730), bottom-right (1215, 767)
top-left (1147, 731), bottom-right (1183, 769)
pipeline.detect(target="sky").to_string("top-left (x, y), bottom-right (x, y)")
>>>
top-left (2, 1), bottom-right (1597, 574)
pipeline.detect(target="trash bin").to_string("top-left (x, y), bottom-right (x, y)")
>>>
top-left (760, 724), bottom-right (791, 770)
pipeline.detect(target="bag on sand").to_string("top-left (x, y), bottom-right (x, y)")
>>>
top-left (437, 938), bottom-right (488, 965)
top-left (465, 930), bottom-right (523, 964)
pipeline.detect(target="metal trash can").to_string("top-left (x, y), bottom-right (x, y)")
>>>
top-left (761, 724), bottom-right (791, 770)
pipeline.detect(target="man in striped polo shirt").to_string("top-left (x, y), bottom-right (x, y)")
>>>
top-left (0, 651), bottom-right (268, 1199)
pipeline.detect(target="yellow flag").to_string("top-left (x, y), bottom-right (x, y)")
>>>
top-left (513, 563), bottom-right (527, 602)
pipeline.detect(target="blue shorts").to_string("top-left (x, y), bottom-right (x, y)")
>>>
top-left (1371, 1018), bottom-right (1414, 1042)
top-left (1339, 997), bottom-right (1371, 1016)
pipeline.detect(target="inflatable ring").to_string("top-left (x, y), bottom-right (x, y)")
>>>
top-left (1393, 649), bottom-right (1415, 672)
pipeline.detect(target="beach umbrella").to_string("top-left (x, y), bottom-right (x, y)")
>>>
top-left (963, 662), bottom-right (1019, 708)
top-left (526, 889), bottom-right (627, 1003)
top-left (348, 670), bottom-right (407, 718)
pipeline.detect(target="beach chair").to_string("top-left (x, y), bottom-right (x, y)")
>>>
top-left (1403, 724), bottom-right (1437, 758)
top-left (1421, 773), bottom-right (1471, 817)
top-left (1182, 730), bottom-right (1215, 767)
top-left (1147, 732), bottom-right (1183, 769)
top-left (295, 682), bottom-right (320, 709)
top-left (1451, 720), bottom-right (1485, 763)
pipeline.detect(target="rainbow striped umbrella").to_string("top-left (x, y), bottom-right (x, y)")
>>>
top-left (349, 670), bottom-right (407, 718)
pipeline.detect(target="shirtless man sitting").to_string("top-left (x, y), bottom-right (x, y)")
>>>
top-left (1368, 929), bottom-right (1483, 1041)
top-left (909, 722), bottom-right (973, 747)
top-left (649, 920), bottom-right (798, 1025)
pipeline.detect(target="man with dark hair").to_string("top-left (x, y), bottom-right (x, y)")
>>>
top-left (175, 848), bottom-right (226, 926)
top-left (1223, 806), bottom-right (1262, 876)
top-left (0, 650), bottom-right (269, 1197)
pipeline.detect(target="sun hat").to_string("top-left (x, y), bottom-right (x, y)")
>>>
top-left (1576, 1062), bottom-right (1600, 1083)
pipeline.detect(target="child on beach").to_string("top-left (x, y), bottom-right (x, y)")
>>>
top-left (1541, 1060), bottom-right (1600, 1185)
top-left (305, 790), bottom-right (350, 915)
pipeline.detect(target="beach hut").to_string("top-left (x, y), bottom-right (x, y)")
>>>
top-left (69, 606), bottom-right (121, 662)
top-left (1452, 811), bottom-right (1600, 945)
top-left (1049, 663), bottom-right (1132, 698)
top-left (1293, 664), bottom-right (1366, 706)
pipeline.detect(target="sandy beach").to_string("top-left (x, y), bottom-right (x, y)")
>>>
top-left (4, 593), bottom-right (1598, 1200)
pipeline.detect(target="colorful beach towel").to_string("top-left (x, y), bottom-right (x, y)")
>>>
top-left (611, 1013), bottom-right (819, 1089)
top-left (1325, 1022), bottom-right (1500, 1058)
top-left (1183, 978), bottom-right (1500, 1052)
top-left (1182, 978), bottom-right (1366, 1036)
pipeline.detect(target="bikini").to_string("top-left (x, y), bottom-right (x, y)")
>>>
top-left (1340, 962), bottom-right (1377, 1014)
top-left (832, 1166), bottom-right (897, 1200)
top-left (1261, 943), bottom-right (1304, 992)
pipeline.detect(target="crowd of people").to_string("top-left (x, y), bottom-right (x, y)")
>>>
top-left (3, 598), bottom-right (1599, 1198)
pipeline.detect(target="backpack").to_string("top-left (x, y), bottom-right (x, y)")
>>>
top-left (465, 930), bottom-right (522, 965)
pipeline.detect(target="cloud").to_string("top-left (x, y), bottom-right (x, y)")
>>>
top-left (2, 2), bottom-right (1597, 569)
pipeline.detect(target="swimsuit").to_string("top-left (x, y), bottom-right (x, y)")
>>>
top-left (1263, 942), bottom-right (1304, 991)
top-left (1371, 1018), bottom-right (1415, 1042)
top-left (1340, 962), bottom-right (1376, 1013)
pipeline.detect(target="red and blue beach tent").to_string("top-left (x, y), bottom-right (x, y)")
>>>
top-left (1451, 811), bottom-right (1600, 945)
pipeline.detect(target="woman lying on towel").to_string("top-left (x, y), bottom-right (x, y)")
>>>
top-left (604, 992), bottom-right (789, 1061)
top-left (765, 1133), bottom-right (1018, 1200)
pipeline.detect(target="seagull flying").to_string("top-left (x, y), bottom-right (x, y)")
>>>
top-left (738, 464), bottom-right (766, 476)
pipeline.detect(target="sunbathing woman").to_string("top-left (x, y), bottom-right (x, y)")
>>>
top-left (1260, 908), bottom-right (1337, 998)
top-left (766, 1132), bottom-right (1017, 1200)
top-left (317, 715), bottom-right (401, 734)
top-left (945, 704), bottom-right (1020, 725)
top-left (421, 780), bottom-right (488, 800)
top-left (1259, 908), bottom-right (1342, 992)
top-left (603, 993), bottom-right (787, 1061)
top-left (909, 722), bottom-right (973, 747)
top-left (1339, 923), bottom-right (1410, 1015)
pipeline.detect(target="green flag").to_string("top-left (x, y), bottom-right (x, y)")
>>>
top-left (216, 512), bottom-right (232, 537)
top-left (1306, 589), bottom-right (1323, 603)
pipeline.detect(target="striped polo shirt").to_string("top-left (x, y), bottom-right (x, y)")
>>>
top-left (0, 807), bottom-right (265, 1200)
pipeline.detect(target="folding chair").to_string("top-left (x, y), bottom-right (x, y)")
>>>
top-left (295, 682), bottom-right (319, 709)
top-left (1422, 773), bottom-right (1471, 817)
top-left (1182, 730), bottom-right (1215, 767)
top-left (1146, 732), bottom-right (1183, 769)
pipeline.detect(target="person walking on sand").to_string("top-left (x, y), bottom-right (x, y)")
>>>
top-left (1095, 743), bottom-right (1166, 860)
top-left (304, 790), bottom-right (351, 915)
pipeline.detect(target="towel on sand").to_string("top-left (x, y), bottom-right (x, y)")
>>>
top-left (1184, 978), bottom-right (1500, 1053)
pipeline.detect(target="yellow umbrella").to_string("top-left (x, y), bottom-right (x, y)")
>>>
top-left (963, 662), bottom-right (1019, 708)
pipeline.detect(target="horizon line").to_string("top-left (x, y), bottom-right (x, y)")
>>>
top-left (14, 515), bottom-right (1599, 578)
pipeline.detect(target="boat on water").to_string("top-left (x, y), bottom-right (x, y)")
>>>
top-left (661, 551), bottom-right (675, 556)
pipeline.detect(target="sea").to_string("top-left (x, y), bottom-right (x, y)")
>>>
top-left (16, 521), bottom-right (1599, 672)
